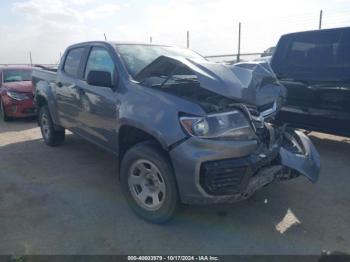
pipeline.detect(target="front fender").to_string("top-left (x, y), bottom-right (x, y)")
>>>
top-left (280, 130), bottom-right (321, 183)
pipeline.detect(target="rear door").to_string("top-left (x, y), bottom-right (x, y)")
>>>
top-left (56, 46), bottom-right (87, 131)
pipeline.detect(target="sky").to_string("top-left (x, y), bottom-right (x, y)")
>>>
top-left (0, 0), bottom-right (350, 64)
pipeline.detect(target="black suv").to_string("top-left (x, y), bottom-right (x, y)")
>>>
top-left (272, 27), bottom-right (350, 137)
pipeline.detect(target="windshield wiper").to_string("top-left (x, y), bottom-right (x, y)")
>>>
top-left (278, 77), bottom-right (310, 85)
top-left (139, 74), bottom-right (168, 85)
top-left (172, 77), bottom-right (198, 83)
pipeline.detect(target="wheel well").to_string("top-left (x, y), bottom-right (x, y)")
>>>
top-left (118, 125), bottom-right (166, 162)
top-left (35, 95), bottom-right (48, 125)
top-left (36, 95), bottom-right (48, 108)
top-left (118, 126), bottom-right (180, 192)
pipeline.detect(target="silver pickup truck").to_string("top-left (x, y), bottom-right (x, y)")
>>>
top-left (32, 41), bottom-right (320, 223)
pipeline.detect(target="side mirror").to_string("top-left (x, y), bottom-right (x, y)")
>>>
top-left (87, 70), bottom-right (113, 88)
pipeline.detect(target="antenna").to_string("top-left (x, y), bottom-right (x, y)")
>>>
top-left (319, 10), bottom-right (323, 30)
top-left (29, 51), bottom-right (33, 66)
top-left (104, 33), bottom-right (107, 41)
top-left (186, 31), bottom-right (190, 48)
top-left (237, 22), bottom-right (241, 63)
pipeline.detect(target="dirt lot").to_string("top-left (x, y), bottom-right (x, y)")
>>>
top-left (0, 118), bottom-right (349, 255)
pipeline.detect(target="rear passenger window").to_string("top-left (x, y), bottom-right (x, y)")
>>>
top-left (63, 47), bottom-right (84, 77)
top-left (84, 47), bottom-right (115, 80)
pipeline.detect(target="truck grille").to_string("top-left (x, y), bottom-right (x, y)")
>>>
top-left (199, 149), bottom-right (279, 196)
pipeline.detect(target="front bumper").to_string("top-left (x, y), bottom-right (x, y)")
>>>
top-left (2, 95), bottom-right (36, 118)
top-left (170, 129), bottom-right (320, 205)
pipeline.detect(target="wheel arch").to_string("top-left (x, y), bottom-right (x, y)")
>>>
top-left (117, 124), bottom-right (173, 180)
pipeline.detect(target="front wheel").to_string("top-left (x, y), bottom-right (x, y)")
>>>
top-left (120, 141), bottom-right (179, 224)
top-left (39, 106), bottom-right (65, 146)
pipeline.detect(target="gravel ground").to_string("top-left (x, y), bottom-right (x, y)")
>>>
top-left (0, 118), bottom-right (349, 255)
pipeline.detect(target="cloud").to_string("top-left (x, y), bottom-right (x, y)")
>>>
top-left (0, 0), bottom-right (120, 63)
top-left (12, 0), bottom-right (83, 24)
top-left (124, 0), bottom-right (350, 55)
top-left (12, 0), bottom-right (120, 23)
top-left (69, 0), bottom-right (97, 5)
top-left (1, 0), bottom-right (350, 64)
top-left (84, 3), bottom-right (120, 20)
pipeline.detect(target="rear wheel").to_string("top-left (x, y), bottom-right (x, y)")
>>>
top-left (120, 141), bottom-right (179, 224)
top-left (0, 99), bottom-right (10, 122)
top-left (39, 105), bottom-right (65, 146)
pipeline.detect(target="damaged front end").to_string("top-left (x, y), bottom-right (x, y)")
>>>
top-left (136, 55), bottom-right (320, 202)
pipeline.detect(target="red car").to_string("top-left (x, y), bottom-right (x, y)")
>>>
top-left (0, 67), bottom-right (36, 121)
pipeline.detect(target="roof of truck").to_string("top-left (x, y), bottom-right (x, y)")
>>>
top-left (282, 26), bottom-right (350, 37)
top-left (67, 41), bottom-right (171, 49)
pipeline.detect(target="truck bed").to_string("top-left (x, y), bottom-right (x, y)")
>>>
top-left (32, 67), bottom-right (57, 86)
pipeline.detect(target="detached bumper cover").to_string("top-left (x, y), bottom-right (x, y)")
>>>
top-left (279, 130), bottom-right (320, 183)
top-left (170, 129), bottom-right (320, 205)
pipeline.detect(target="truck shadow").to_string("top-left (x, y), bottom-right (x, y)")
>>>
top-left (0, 134), bottom-right (349, 254)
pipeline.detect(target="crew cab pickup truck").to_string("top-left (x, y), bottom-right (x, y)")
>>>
top-left (32, 42), bottom-right (320, 223)
top-left (272, 27), bottom-right (350, 137)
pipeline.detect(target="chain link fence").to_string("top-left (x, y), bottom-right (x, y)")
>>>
top-left (205, 53), bottom-right (263, 64)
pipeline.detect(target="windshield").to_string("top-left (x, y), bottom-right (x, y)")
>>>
top-left (3, 69), bottom-right (32, 83)
top-left (115, 44), bottom-right (206, 78)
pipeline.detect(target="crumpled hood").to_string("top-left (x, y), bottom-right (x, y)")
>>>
top-left (136, 55), bottom-right (286, 107)
top-left (2, 81), bottom-right (34, 93)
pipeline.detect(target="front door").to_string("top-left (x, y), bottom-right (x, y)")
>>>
top-left (75, 46), bottom-right (118, 152)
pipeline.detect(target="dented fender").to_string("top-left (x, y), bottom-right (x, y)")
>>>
top-left (280, 130), bottom-right (321, 183)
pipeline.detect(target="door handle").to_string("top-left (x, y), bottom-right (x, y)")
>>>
top-left (57, 82), bottom-right (63, 88)
top-left (77, 87), bottom-right (85, 95)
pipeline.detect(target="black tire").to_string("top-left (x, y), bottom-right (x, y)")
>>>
top-left (120, 141), bottom-right (179, 224)
top-left (39, 105), bottom-right (65, 146)
top-left (0, 98), bottom-right (11, 122)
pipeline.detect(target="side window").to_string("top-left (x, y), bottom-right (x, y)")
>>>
top-left (63, 47), bottom-right (85, 77)
top-left (84, 47), bottom-right (115, 80)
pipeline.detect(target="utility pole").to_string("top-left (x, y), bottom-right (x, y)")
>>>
top-left (104, 33), bottom-right (107, 41)
top-left (319, 10), bottom-right (323, 30)
top-left (187, 30), bottom-right (190, 48)
top-left (237, 22), bottom-right (241, 63)
top-left (29, 51), bottom-right (33, 66)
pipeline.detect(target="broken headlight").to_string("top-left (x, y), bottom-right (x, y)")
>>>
top-left (180, 110), bottom-right (256, 140)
